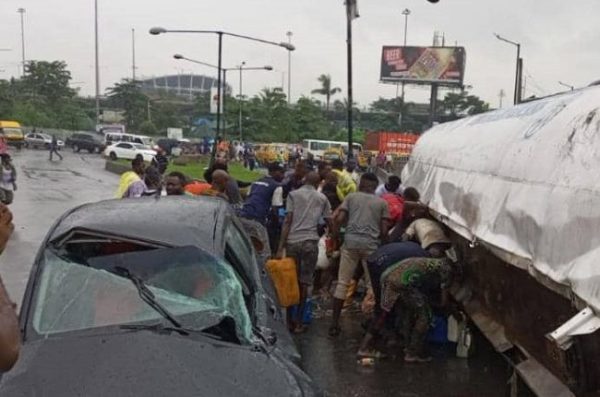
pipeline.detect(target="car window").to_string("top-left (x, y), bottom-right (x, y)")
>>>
top-left (116, 143), bottom-right (131, 149)
top-left (30, 247), bottom-right (254, 343)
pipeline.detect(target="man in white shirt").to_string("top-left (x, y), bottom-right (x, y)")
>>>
top-left (375, 175), bottom-right (403, 197)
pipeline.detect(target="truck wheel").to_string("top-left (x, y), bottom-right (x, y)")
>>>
top-left (109, 152), bottom-right (117, 161)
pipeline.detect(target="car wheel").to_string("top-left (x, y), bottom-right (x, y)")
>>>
top-left (45, 143), bottom-right (50, 150)
top-left (109, 152), bottom-right (117, 161)
top-left (73, 144), bottom-right (79, 153)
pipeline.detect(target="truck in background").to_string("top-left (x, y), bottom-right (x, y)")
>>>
top-left (0, 121), bottom-right (25, 149)
top-left (96, 124), bottom-right (126, 136)
top-left (364, 131), bottom-right (419, 155)
top-left (402, 85), bottom-right (600, 396)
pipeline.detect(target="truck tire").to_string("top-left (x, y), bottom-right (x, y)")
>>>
top-left (109, 152), bottom-right (117, 161)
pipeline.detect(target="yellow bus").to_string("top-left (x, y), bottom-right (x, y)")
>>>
top-left (0, 121), bottom-right (25, 149)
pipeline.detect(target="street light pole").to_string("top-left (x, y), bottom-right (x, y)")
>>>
top-left (239, 62), bottom-right (245, 143)
top-left (94, 0), bottom-right (101, 124)
top-left (400, 8), bottom-right (410, 102)
top-left (132, 28), bottom-right (137, 80)
top-left (152, 27), bottom-right (293, 165)
top-left (17, 8), bottom-right (26, 76)
top-left (494, 33), bottom-right (522, 105)
top-left (286, 31), bottom-right (293, 104)
top-left (173, 54), bottom-right (272, 144)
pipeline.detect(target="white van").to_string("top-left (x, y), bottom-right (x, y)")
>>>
top-left (104, 133), bottom-right (153, 148)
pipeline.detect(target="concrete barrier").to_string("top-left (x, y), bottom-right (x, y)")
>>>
top-left (105, 160), bottom-right (130, 175)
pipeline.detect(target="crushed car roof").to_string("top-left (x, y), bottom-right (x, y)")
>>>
top-left (48, 196), bottom-right (230, 254)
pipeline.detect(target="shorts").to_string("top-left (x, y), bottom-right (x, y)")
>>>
top-left (286, 240), bottom-right (319, 285)
top-left (333, 246), bottom-right (376, 300)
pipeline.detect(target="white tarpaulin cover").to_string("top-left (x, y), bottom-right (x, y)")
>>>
top-left (402, 85), bottom-right (600, 313)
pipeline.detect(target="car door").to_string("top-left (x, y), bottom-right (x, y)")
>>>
top-left (223, 220), bottom-right (300, 363)
top-left (115, 143), bottom-right (134, 159)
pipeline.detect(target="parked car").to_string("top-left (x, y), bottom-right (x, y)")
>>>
top-left (0, 197), bottom-right (318, 396)
top-left (156, 138), bottom-right (180, 155)
top-left (24, 132), bottom-right (64, 150)
top-left (65, 133), bottom-right (105, 153)
top-left (104, 142), bottom-right (156, 162)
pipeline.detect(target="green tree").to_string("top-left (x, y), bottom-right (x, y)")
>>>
top-left (22, 61), bottom-right (76, 102)
top-left (311, 74), bottom-right (341, 112)
top-left (106, 79), bottom-right (149, 131)
top-left (293, 97), bottom-right (330, 140)
top-left (440, 91), bottom-right (490, 119)
top-left (139, 120), bottom-right (158, 135)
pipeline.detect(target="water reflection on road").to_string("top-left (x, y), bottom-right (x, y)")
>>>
top-left (0, 149), bottom-right (118, 304)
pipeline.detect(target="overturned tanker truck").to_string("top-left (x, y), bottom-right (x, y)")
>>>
top-left (402, 84), bottom-right (600, 396)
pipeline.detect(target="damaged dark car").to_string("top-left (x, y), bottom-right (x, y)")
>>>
top-left (0, 197), bottom-right (319, 396)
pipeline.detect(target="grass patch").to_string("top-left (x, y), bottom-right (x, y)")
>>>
top-left (114, 158), bottom-right (262, 183)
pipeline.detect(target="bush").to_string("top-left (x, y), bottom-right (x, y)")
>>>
top-left (139, 120), bottom-right (158, 135)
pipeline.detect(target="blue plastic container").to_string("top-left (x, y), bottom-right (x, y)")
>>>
top-left (427, 314), bottom-right (449, 344)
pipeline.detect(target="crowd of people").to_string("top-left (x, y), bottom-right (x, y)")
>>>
top-left (115, 151), bottom-right (461, 364)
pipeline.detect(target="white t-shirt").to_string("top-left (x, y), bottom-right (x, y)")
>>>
top-left (375, 183), bottom-right (403, 197)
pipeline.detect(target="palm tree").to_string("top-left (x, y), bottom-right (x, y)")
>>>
top-left (311, 74), bottom-right (341, 112)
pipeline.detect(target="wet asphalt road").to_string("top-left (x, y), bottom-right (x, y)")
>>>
top-left (1, 148), bottom-right (509, 396)
top-left (0, 148), bottom-right (118, 304)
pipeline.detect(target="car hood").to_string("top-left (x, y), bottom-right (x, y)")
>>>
top-left (0, 331), bottom-right (317, 396)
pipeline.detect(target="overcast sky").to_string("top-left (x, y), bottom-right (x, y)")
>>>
top-left (1, 0), bottom-right (599, 108)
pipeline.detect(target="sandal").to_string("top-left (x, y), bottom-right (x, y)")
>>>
top-left (328, 325), bottom-right (341, 337)
top-left (357, 349), bottom-right (388, 359)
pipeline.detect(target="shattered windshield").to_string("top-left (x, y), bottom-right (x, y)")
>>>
top-left (31, 246), bottom-right (253, 343)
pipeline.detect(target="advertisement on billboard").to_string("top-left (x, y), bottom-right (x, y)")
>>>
top-left (380, 46), bottom-right (466, 86)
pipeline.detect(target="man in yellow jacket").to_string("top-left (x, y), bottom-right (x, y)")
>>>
top-left (331, 159), bottom-right (356, 202)
top-left (115, 157), bottom-right (145, 199)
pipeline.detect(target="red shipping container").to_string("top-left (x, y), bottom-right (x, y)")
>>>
top-left (365, 131), bottom-right (419, 154)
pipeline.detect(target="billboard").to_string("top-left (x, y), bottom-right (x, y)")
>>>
top-left (380, 46), bottom-right (466, 86)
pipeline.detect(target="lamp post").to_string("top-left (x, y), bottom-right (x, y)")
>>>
top-left (173, 54), bottom-right (272, 143)
top-left (494, 33), bottom-right (522, 105)
top-left (558, 81), bottom-right (574, 91)
top-left (400, 8), bottom-right (411, 101)
top-left (94, 0), bottom-right (101, 124)
top-left (286, 31), bottom-right (293, 103)
top-left (152, 27), bottom-right (293, 165)
top-left (17, 8), bottom-right (26, 76)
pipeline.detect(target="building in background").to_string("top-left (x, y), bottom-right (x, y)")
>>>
top-left (139, 74), bottom-right (231, 100)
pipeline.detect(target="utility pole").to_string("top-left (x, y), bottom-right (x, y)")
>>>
top-left (239, 61), bottom-right (245, 143)
top-left (132, 28), bottom-right (137, 80)
top-left (286, 31), bottom-right (293, 104)
top-left (498, 89), bottom-right (505, 108)
top-left (345, 0), bottom-right (359, 160)
top-left (94, 0), bottom-right (101, 125)
top-left (400, 8), bottom-right (410, 101)
top-left (17, 8), bottom-right (26, 76)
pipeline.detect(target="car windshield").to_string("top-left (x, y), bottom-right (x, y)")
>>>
top-left (30, 245), bottom-right (254, 343)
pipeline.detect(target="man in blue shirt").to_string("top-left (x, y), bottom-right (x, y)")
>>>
top-left (238, 163), bottom-right (284, 265)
